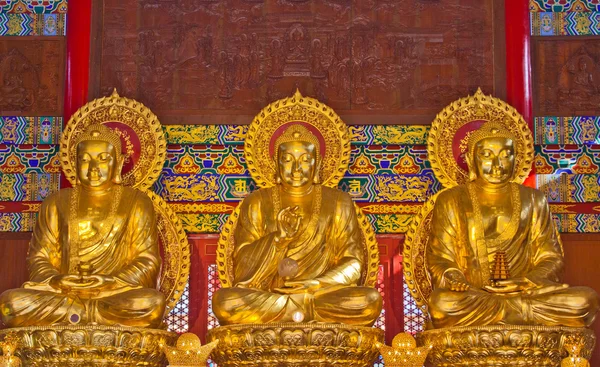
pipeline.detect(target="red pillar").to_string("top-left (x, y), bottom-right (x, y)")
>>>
top-left (64, 0), bottom-right (92, 122)
top-left (505, 0), bottom-right (533, 126)
top-left (505, 0), bottom-right (535, 187)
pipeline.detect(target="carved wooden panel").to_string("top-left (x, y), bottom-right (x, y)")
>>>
top-left (534, 39), bottom-right (600, 117)
top-left (0, 38), bottom-right (64, 116)
top-left (91, 0), bottom-right (504, 124)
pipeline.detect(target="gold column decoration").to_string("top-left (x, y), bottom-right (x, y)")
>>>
top-left (164, 333), bottom-right (218, 366)
top-left (378, 333), bottom-right (430, 367)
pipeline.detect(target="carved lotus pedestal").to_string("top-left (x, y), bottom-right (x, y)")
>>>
top-left (416, 325), bottom-right (595, 367)
top-left (207, 323), bottom-right (383, 367)
top-left (0, 325), bottom-right (177, 367)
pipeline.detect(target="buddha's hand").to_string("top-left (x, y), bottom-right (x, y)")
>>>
top-left (275, 206), bottom-right (302, 241)
top-left (484, 277), bottom-right (533, 294)
top-left (275, 279), bottom-right (321, 294)
top-left (49, 274), bottom-right (115, 291)
top-left (443, 270), bottom-right (470, 292)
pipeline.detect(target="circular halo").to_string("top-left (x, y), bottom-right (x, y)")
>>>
top-left (402, 193), bottom-right (438, 312)
top-left (427, 88), bottom-right (534, 188)
top-left (217, 203), bottom-right (379, 288)
top-left (144, 189), bottom-right (190, 311)
top-left (245, 90), bottom-right (351, 188)
top-left (60, 89), bottom-right (167, 190)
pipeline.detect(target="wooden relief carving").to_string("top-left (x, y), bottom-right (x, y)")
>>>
top-left (534, 39), bottom-right (600, 117)
top-left (0, 39), bottom-right (64, 116)
top-left (93, 0), bottom-right (500, 124)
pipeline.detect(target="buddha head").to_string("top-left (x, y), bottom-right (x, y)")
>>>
top-left (274, 125), bottom-right (321, 190)
top-left (74, 124), bottom-right (124, 189)
top-left (465, 122), bottom-right (516, 186)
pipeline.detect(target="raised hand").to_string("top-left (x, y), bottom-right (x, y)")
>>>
top-left (276, 206), bottom-right (302, 241)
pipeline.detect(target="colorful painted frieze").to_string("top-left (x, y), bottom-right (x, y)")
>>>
top-left (0, 0), bottom-right (67, 14)
top-left (0, 145), bottom-right (60, 174)
top-left (531, 11), bottom-right (600, 36)
top-left (530, 0), bottom-right (600, 12)
top-left (0, 13), bottom-right (65, 35)
top-left (535, 145), bottom-right (600, 174)
top-left (0, 117), bottom-right (62, 144)
top-left (164, 125), bottom-right (430, 146)
top-left (537, 174), bottom-right (600, 202)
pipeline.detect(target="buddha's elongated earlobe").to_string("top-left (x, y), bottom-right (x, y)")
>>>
top-left (112, 155), bottom-right (126, 184)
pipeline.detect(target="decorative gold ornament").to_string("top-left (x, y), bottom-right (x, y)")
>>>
top-left (0, 333), bottom-right (20, 367)
top-left (427, 88), bottom-right (534, 188)
top-left (0, 325), bottom-right (176, 367)
top-left (244, 89), bottom-right (351, 188)
top-left (207, 323), bottom-right (383, 367)
top-left (378, 333), bottom-right (431, 367)
top-left (164, 333), bottom-right (218, 366)
top-left (144, 189), bottom-right (190, 311)
top-left (60, 89), bottom-right (167, 190)
top-left (418, 325), bottom-right (595, 367)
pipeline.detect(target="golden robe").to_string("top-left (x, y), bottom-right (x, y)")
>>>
top-left (212, 186), bottom-right (382, 326)
top-left (427, 183), bottom-right (599, 328)
top-left (0, 187), bottom-right (166, 328)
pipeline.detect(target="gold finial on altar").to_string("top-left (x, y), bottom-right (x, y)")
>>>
top-left (0, 333), bottom-right (21, 367)
top-left (164, 333), bottom-right (218, 367)
top-left (378, 333), bottom-right (431, 367)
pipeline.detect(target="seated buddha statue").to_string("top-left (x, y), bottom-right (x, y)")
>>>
top-left (0, 124), bottom-right (166, 328)
top-left (427, 122), bottom-right (599, 329)
top-left (212, 125), bottom-right (383, 326)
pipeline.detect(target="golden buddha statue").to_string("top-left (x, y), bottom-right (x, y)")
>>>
top-left (427, 121), bottom-right (599, 328)
top-left (212, 124), bottom-right (382, 326)
top-left (0, 123), bottom-right (166, 328)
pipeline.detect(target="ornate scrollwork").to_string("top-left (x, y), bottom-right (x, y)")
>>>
top-left (207, 323), bottom-right (383, 367)
top-left (0, 325), bottom-right (176, 367)
top-left (417, 325), bottom-right (595, 367)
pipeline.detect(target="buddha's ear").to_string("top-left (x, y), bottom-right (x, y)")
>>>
top-left (313, 155), bottom-right (321, 184)
top-left (465, 152), bottom-right (477, 182)
top-left (112, 154), bottom-right (126, 184)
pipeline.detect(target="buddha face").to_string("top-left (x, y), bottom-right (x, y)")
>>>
top-left (471, 137), bottom-right (515, 185)
top-left (76, 140), bottom-right (117, 189)
top-left (277, 140), bottom-right (317, 189)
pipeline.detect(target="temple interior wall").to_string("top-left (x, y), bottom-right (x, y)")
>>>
top-left (1, 0), bottom-right (600, 364)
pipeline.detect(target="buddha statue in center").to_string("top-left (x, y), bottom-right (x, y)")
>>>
top-left (212, 125), bottom-right (383, 326)
top-left (0, 124), bottom-right (166, 328)
top-left (427, 122), bottom-right (599, 328)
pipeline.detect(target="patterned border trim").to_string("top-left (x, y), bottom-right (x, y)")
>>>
top-left (0, 117), bottom-right (62, 144)
top-left (0, 203), bottom-right (595, 232)
top-left (535, 117), bottom-right (600, 145)
top-left (164, 125), bottom-right (430, 145)
top-left (0, 0), bottom-right (67, 14)
top-left (531, 11), bottom-right (600, 36)
top-left (0, 13), bottom-right (65, 35)
top-left (530, 0), bottom-right (600, 12)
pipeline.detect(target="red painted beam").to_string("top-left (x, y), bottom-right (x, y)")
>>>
top-left (505, 0), bottom-right (533, 128)
top-left (63, 0), bottom-right (92, 122)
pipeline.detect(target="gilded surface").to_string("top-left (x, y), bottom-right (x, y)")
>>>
top-left (427, 88), bottom-right (534, 188)
top-left (0, 325), bottom-right (176, 367)
top-left (0, 124), bottom-right (166, 328)
top-left (425, 122), bottom-right (599, 329)
top-left (60, 89), bottom-right (167, 190)
top-left (418, 325), bottom-right (595, 367)
top-left (164, 333), bottom-right (218, 366)
top-left (207, 323), bottom-right (383, 367)
top-left (244, 90), bottom-right (351, 189)
top-left (213, 92), bottom-right (382, 327)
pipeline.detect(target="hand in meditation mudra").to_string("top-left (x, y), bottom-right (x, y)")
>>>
top-left (0, 124), bottom-right (166, 328)
top-left (212, 125), bottom-right (383, 326)
top-left (427, 122), bottom-right (600, 328)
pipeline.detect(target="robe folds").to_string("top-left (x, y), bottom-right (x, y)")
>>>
top-left (0, 187), bottom-right (166, 328)
top-left (427, 183), bottom-right (599, 328)
top-left (213, 186), bottom-right (382, 326)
